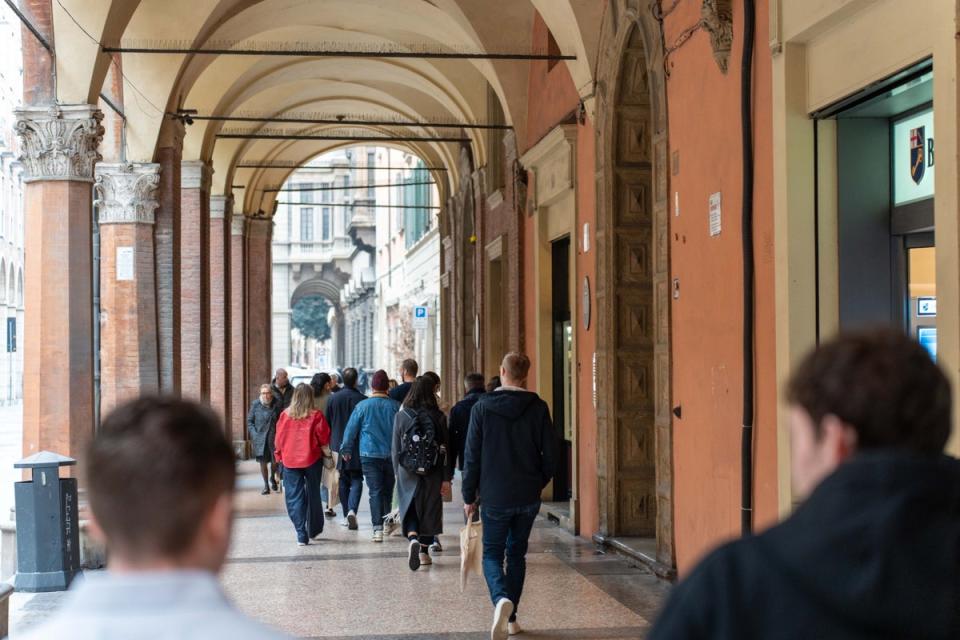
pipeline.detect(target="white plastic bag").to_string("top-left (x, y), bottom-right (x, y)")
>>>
top-left (459, 518), bottom-right (483, 592)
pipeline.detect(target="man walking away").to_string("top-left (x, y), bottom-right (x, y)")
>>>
top-left (463, 353), bottom-right (557, 640)
top-left (271, 368), bottom-right (294, 409)
top-left (341, 370), bottom-right (400, 542)
top-left (21, 397), bottom-right (288, 640)
top-left (326, 367), bottom-right (367, 529)
top-left (389, 358), bottom-right (419, 403)
top-left (449, 372), bottom-right (485, 474)
top-left (649, 329), bottom-right (960, 639)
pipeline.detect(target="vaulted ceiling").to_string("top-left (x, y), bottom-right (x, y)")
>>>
top-left (51, 0), bottom-right (604, 212)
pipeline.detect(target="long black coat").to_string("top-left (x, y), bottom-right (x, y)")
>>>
top-left (392, 407), bottom-right (453, 537)
top-left (326, 386), bottom-right (366, 472)
top-left (246, 399), bottom-right (280, 459)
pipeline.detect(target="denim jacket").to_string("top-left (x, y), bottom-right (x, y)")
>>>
top-left (340, 394), bottom-right (399, 460)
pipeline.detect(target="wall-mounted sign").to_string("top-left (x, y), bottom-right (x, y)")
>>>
top-left (918, 326), bottom-right (937, 361)
top-left (582, 276), bottom-right (591, 330)
top-left (893, 108), bottom-right (935, 206)
top-left (412, 305), bottom-right (428, 329)
top-left (709, 192), bottom-right (721, 237)
top-left (116, 247), bottom-right (134, 281)
top-left (917, 296), bottom-right (937, 317)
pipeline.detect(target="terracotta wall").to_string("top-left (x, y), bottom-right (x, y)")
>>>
top-left (522, 11), bottom-right (600, 536)
top-left (664, 0), bottom-right (778, 573)
top-left (576, 120), bottom-right (599, 538)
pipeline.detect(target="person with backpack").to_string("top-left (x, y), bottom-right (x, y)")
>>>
top-left (392, 376), bottom-right (453, 571)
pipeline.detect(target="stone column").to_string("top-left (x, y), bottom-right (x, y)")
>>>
top-left (230, 214), bottom-right (248, 457)
top-left (94, 163), bottom-right (161, 416)
top-left (180, 161), bottom-right (212, 401)
top-left (245, 217), bottom-right (272, 403)
top-left (155, 121), bottom-right (184, 394)
top-left (209, 195), bottom-right (231, 429)
top-left (15, 104), bottom-right (103, 461)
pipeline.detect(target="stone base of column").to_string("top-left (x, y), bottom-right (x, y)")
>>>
top-left (233, 440), bottom-right (250, 460)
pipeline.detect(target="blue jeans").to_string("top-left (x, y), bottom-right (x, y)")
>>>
top-left (339, 469), bottom-right (364, 517)
top-left (481, 502), bottom-right (540, 620)
top-left (282, 459), bottom-right (325, 543)
top-left (361, 457), bottom-right (395, 530)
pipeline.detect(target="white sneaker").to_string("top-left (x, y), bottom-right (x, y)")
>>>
top-left (418, 552), bottom-right (432, 566)
top-left (491, 598), bottom-right (513, 640)
top-left (372, 530), bottom-right (383, 543)
top-left (508, 620), bottom-right (522, 636)
top-left (340, 518), bottom-right (349, 527)
top-left (429, 540), bottom-right (443, 554)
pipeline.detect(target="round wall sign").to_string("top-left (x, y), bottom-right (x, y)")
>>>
top-left (582, 276), bottom-right (591, 330)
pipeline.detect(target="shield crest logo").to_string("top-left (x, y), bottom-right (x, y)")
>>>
top-left (910, 126), bottom-right (926, 185)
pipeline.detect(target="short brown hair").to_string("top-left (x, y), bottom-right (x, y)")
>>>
top-left (786, 329), bottom-right (951, 454)
top-left (401, 358), bottom-right (419, 377)
top-left (501, 352), bottom-right (531, 383)
top-left (87, 397), bottom-right (236, 558)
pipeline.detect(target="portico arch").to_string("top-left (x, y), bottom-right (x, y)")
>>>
top-left (594, 5), bottom-right (674, 570)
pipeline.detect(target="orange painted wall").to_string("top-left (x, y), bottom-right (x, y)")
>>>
top-left (523, 12), bottom-right (582, 154)
top-left (664, 0), bottom-right (778, 573)
top-left (576, 120), bottom-right (599, 538)
top-left (521, 10), bottom-right (600, 537)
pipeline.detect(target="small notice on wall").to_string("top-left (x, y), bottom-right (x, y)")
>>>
top-left (709, 192), bottom-right (722, 237)
top-left (116, 247), bottom-right (134, 281)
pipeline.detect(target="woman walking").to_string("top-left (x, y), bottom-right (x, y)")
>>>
top-left (275, 383), bottom-right (332, 545)
top-left (247, 384), bottom-right (280, 494)
top-left (311, 371), bottom-right (338, 518)
top-left (392, 377), bottom-right (454, 571)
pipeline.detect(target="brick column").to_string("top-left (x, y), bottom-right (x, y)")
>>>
top-left (15, 104), bottom-right (103, 461)
top-left (94, 163), bottom-right (161, 416)
top-left (180, 161), bottom-right (212, 401)
top-left (155, 122), bottom-right (184, 394)
top-left (230, 214), bottom-right (248, 457)
top-left (209, 195), bottom-right (231, 428)
top-left (245, 217), bottom-right (272, 403)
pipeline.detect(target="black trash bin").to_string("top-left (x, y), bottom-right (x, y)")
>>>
top-left (13, 452), bottom-right (80, 592)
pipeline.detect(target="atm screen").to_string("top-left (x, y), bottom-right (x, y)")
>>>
top-left (918, 327), bottom-right (937, 361)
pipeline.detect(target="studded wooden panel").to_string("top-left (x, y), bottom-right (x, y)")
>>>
top-left (594, 7), bottom-right (674, 567)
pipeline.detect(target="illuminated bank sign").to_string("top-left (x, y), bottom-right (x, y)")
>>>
top-left (894, 109), bottom-right (934, 205)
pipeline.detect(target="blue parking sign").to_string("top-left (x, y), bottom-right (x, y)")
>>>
top-left (413, 306), bottom-right (428, 329)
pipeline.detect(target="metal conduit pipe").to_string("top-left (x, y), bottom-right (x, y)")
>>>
top-left (740, 0), bottom-right (757, 536)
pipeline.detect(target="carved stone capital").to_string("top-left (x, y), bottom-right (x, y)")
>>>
top-left (14, 104), bottom-right (104, 182)
top-left (94, 162), bottom-right (161, 225)
top-left (701, 0), bottom-right (733, 74)
top-left (181, 161), bottom-right (213, 191)
top-left (231, 214), bottom-right (246, 236)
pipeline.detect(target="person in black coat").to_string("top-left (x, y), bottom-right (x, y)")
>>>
top-left (649, 329), bottom-right (960, 640)
top-left (325, 367), bottom-right (367, 529)
top-left (393, 376), bottom-right (454, 571)
top-left (389, 358), bottom-right (418, 403)
top-left (463, 353), bottom-right (557, 638)
top-left (247, 383), bottom-right (281, 494)
top-left (271, 368), bottom-right (294, 409)
top-left (448, 372), bottom-right (485, 472)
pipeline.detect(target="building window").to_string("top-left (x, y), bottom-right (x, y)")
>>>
top-left (286, 207), bottom-right (293, 240)
top-left (321, 182), bottom-right (332, 203)
top-left (404, 161), bottom-right (432, 249)
top-left (300, 207), bottom-right (314, 241)
top-left (322, 207), bottom-right (331, 240)
top-left (299, 183), bottom-right (314, 204)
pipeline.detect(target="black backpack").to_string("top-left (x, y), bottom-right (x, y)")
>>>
top-left (398, 408), bottom-right (440, 475)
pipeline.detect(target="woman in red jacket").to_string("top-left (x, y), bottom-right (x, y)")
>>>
top-left (275, 383), bottom-right (332, 545)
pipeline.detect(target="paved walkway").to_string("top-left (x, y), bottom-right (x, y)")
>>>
top-left (11, 461), bottom-right (670, 638)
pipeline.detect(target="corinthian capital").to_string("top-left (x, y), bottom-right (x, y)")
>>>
top-left (94, 163), bottom-right (161, 225)
top-left (14, 104), bottom-right (104, 182)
